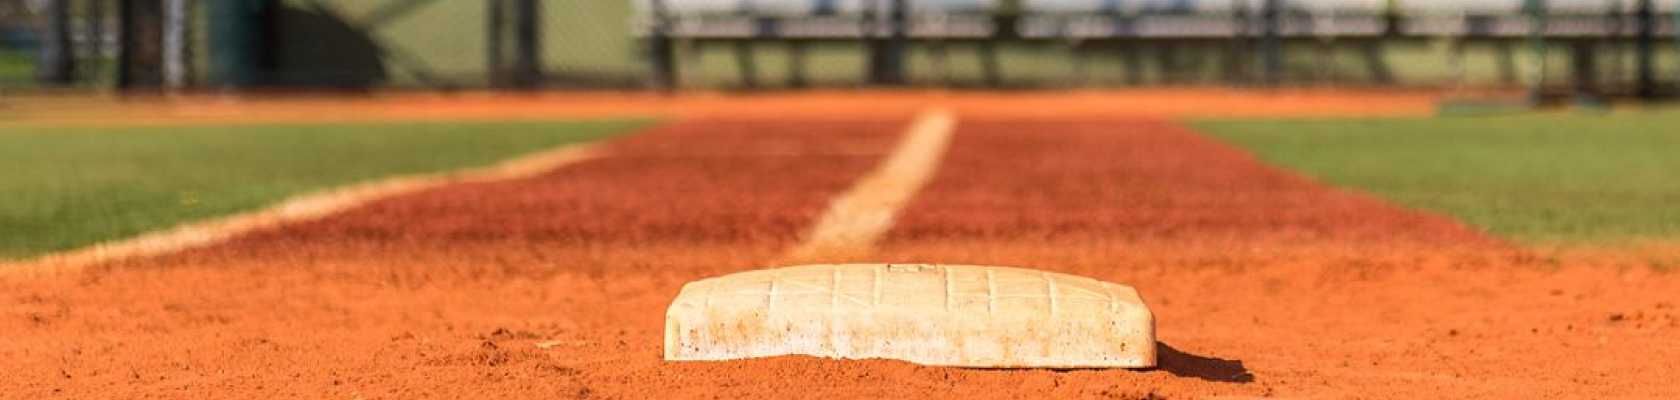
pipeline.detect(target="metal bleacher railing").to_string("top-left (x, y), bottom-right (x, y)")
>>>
top-left (633, 0), bottom-right (1680, 96)
top-left (4, 0), bottom-right (1678, 95)
top-left (635, 0), bottom-right (1003, 87)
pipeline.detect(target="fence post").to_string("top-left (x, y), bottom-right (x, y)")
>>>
top-left (787, 41), bottom-right (809, 88)
top-left (511, 0), bottom-right (544, 89)
top-left (1260, 0), bottom-right (1282, 86)
top-left (867, 0), bottom-right (907, 85)
top-left (1524, 0), bottom-right (1548, 103)
top-left (982, 0), bottom-right (1016, 87)
top-left (647, 0), bottom-right (678, 90)
top-left (1366, 0), bottom-right (1398, 84)
top-left (488, 0), bottom-right (544, 90)
top-left (36, 0), bottom-right (76, 86)
top-left (163, 0), bottom-right (192, 89)
top-left (86, 0), bottom-right (107, 80)
top-left (118, 0), bottom-right (166, 89)
top-left (488, 0), bottom-right (505, 86)
top-left (1224, 0), bottom-right (1250, 84)
top-left (1635, 0), bottom-right (1656, 98)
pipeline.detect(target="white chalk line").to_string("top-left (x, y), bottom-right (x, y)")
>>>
top-left (1, 142), bottom-right (606, 277)
top-left (782, 109), bottom-right (957, 262)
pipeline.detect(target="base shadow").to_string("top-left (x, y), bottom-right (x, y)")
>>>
top-left (1156, 342), bottom-right (1253, 383)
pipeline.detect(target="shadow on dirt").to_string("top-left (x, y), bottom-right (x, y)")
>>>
top-left (1157, 342), bottom-right (1253, 383)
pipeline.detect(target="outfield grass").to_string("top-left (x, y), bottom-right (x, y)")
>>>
top-left (0, 119), bottom-right (650, 260)
top-left (1195, 109), bottom-right (1680, 245)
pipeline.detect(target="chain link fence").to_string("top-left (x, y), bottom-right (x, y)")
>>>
top-left (0, 0), bottom-right (1676, 96)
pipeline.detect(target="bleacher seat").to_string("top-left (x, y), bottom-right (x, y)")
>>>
top-left (634, 0), bottom-right (999, 38)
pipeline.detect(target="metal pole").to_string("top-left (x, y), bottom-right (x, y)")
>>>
top-left (984, 0), bottom-right (1015, 87)
top-left (1571, 41), bottom-right (1600, 100)
top-left (787, 41), bottom-right (808, 88)
top-left (867, 0), bottom-right (907, 85)
top-left (512, 0), bottom-right (544, 89)
top-left (36, 0), bottom-right (76, 86)
top-left (488, 0), bottom-right (505, 87)
top-left (1225, 0), bottom-right (1250, 84)
top-left (87, 0), bottom-right (108, 81)
top-left (733, 41), bottom-right (759, 89)
top-left (647, 0), bottom-right (677, 90)
top-left (163, 0), bottom-right (190, 89)
top-left (1525, 0), bottom-right (1548, 103)
top-left (1360, 0), bottom-right (1398, 84)
top-left (1261, 0), bottom-right (1282, 86)
top-left (1635, 0), bottom-right (1656, 98)
top-left (1608, 0), bottom-right (1625, 87)
top-left (119, 0), bottom-right (170, 89)
top-left (118, 0), bottom-right (132, 88)
top-left (978, 39), bottom-right (1000, 87)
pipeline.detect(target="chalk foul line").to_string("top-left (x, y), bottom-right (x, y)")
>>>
top-left (782, 109), bottom-right (957, 262)
top-left (1, 142), bottom-right (606, 277)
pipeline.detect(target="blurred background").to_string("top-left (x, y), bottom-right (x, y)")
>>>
top-left (0, 0), bottom-right (1677, 99)
top-left (4, 6), bottom-right (1680, 397)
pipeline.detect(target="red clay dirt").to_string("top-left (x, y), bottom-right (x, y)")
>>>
top-left (3, 100), bottom-right (1680, 399)
top-left (872, 120), bottom-right (1680, 398)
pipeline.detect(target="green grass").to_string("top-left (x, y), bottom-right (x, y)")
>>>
top-left (1194, 109), bottom-right (1680, 245)
top-left (0, 49), bottom-right (37, 87)
top-left (0, 49), bottom-right (117, 89)
top-left (0, 119), bottom-right (650, 260)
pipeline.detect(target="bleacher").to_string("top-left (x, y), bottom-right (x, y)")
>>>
top-left (634, 0), bottom-right (1680, 91)
top-left (634, 0), bottom-right (999, 38)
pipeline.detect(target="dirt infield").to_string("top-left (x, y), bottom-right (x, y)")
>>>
top-left (4, 111), bottom-right (1680, 398)
top-left (873, 120), bottom-right (1680, 398)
